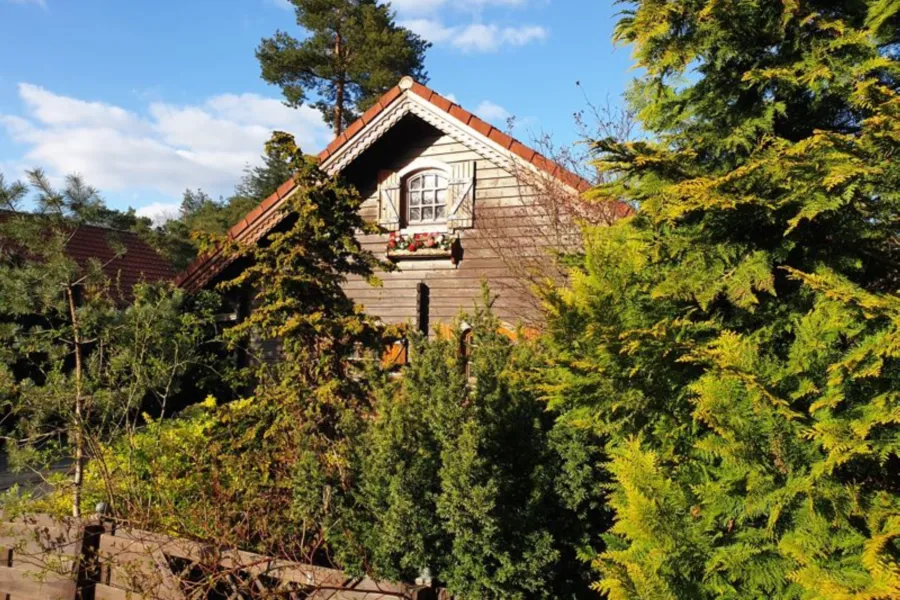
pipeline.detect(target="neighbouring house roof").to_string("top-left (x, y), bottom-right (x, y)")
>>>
top-left (175, 77), bottom-right (601, 292)
top-left (0, 211), bottom-right (175, 298)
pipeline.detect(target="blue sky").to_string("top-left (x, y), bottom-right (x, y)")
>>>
top-left (0, 0), bottom-right (634, 220)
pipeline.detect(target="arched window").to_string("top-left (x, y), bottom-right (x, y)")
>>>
top-left (405, 171), bottom-right (448, 225)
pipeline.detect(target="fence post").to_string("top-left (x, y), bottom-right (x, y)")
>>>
top-left (74, 506), bottom-right (106, 600)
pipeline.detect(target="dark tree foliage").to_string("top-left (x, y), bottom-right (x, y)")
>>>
top-left (216, 133), bottom-right (393, 561)
top-left (0, 170), bottom-right (219, 518)
top-left (98, 131), bottom-right (397, 562)
top-left (258, 0), bottom-right (430, 135)
top-left (345, 295), bottom-right (610, 599)
top-left (233, 147), bottom-right (295, 202)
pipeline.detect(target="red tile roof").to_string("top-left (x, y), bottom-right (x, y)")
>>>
top-left (69, 225), bottom-right (174, 297)
top-left (0, 211), bottom-right (174, 299)
top-left (176, 79), bottom-right (600, 291)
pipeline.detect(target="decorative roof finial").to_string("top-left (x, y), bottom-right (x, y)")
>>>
top-left (398, 76), bottom-right (415, 90)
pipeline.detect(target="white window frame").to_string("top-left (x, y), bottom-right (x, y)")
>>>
top-left (396, 159), bottom-right (452, 234)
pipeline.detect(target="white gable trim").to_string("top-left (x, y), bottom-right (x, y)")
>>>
top-left (319, 91), bottom-right (582, 195)
top-left (395, 157), bottom-right (451, 179)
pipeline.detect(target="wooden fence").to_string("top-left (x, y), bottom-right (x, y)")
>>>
top-left (0, 513), bottom-right (443, 600)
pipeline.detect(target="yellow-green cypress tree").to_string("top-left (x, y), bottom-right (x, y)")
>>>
top-left (541, 0), bottom-right (900, 597)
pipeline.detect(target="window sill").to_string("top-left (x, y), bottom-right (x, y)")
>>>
top-left (387, 247), bottom-right (453, 261)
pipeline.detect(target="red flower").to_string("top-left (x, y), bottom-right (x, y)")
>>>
top-left (388, 240), bottom-right (397, 249)
top-left (408, 243), bottom-right (417, 252)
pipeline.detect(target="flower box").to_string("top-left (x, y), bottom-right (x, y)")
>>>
top-left (386, 231), bottom-right (457, 263)
top-left (388, 247), bottom-right (453, 260)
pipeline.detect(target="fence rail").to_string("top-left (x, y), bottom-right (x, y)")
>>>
top-left (0, 513), bottom-right (442, 600)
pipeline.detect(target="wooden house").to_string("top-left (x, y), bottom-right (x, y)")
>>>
top-left (175, 77), bottom-right (621, 331)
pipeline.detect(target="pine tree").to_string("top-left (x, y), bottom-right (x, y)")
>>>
top-left (257, 0), bottom-right (430, 136)
top-left (540, 0), bottom-right (900, 598)
top-left (0, 171), bottom-right (217, 517)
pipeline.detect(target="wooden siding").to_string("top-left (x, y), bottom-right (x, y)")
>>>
top-left (341, 116), bottom-right (545, 328)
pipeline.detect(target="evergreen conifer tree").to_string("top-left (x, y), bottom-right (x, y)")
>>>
top-left (348, 294), bottom-right (610, 598)
top-left (541, 0), bottom-right (900, 597)
top-left (199, 131), bottom-right (394, 562)
top-left (257, 0), bottom-right (430, 135)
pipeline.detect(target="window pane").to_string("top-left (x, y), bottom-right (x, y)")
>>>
top-left (405, 171), bottom-right (452, 225)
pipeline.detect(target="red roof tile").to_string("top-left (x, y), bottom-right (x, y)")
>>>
top-left (509, 141), bottom-right (536, 163)
top-left (379, 86), bottom-right (401, 107)
top-left (449, 105), bottom-right (472, 124)
top-left (176, 79), bottom-right (609, 291)
top-left (489, 128), bottom-right (515, 149)
top-left (343, 118), bottom-right (364, 142)
top-left (469, 117), bottom-right (494, 138)
top-left (360, 102), bottom-right (384, 126)
top-left (410, 82), bottom-right (433, 100)
top-left (0, 211), bottom-right (174, 299)
top-left (427, 93), bottom-right (453, 112)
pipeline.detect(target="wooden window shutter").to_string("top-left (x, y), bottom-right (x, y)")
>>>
top-left (447, 161), bottom-right (475, 230)
top-left (377, 170), bottom-right (401, 231)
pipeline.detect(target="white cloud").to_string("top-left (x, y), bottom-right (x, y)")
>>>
top-left (136, 202), bottom-right (181, 225)
top-left (494, 24), bottom-right (547, 46)
top-left (471, 99), bottom-right (539, 132)
top-left (0, 83), bottom-right (330, 200)
top-left (455, 23), bottom-right (547, 51)
top-left (401, 19), bottom-right (547, 52)
top-left (390, 0), bottom-right (526, 16)
top-left (402, 19), bottom-right (455, 43)
top-left (474, 100), bottom-right (511, 122)
top-left (389, 0), bottom-right (453, 15)
top-left (18, 83), bottom-right (145, 131)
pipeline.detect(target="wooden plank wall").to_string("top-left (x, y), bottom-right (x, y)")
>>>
top-left (343, 130), bottom-right (546, 328)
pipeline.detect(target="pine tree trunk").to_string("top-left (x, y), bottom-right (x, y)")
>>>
top-left (334, 31), bottom-right (344, 137)
top-left (66, 286), bottom-right (84, 518)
